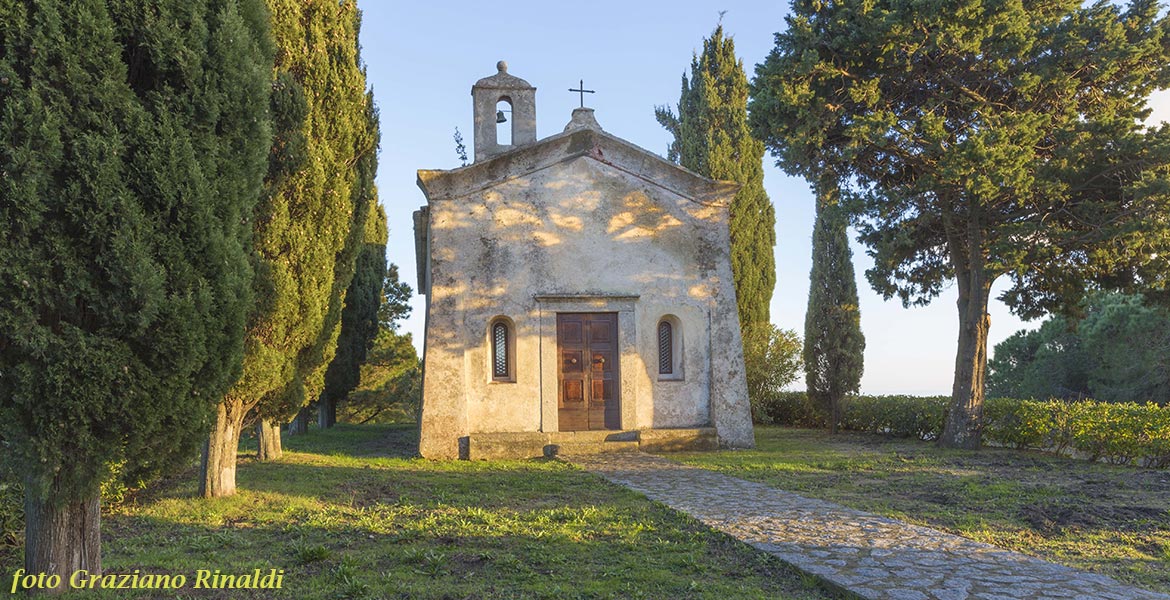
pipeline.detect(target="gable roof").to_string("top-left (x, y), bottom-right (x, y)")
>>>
top-left (417, 114), bottom-right (740, 206)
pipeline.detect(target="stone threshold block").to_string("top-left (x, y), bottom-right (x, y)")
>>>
top-left (465, 427), bottom-right (716, 460)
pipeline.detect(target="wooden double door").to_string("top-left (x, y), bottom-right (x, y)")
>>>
top-left (557, 313), bottom-right (620, 431)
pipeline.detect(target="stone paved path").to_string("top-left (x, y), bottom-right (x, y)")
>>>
top-left (567, 451), bottom-right (1169, 600)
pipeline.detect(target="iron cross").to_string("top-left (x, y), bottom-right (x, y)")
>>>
top-left (569, 79), bottom-right (595, 108)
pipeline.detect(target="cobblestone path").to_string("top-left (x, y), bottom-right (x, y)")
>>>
top-left (567, 451), bottom-right (1168, 600)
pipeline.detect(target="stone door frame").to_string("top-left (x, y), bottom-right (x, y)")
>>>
top-left (536, 295), bottom-right (639, 432)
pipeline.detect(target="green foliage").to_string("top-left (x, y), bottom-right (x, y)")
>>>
top-left (986, 321), bottom-right (1090, 400)
top-left (803, 179), bottom-right (865, 431)
top-left (339, 264), bottom-right (418, 424)
top-left (989, 293), bottom-right (1170, 403)
top-left (379, 264), bottom-right (413, 331)
top-left (0, 0), bottom-right (272, 501)
top-left (228, 0), bottom-right (376, 424)
top-left (842, 396), bottom-right (950, 440)
top-left (341, 330), bottom-right (421, 425)
top-left (656, 25), bottom-right (776, 329)
top-left (742, 325), bottom-right (803, 423)
top-left (985, 398), bottom-right (1170, 467)
top-left (751, 391), bottom-right (825, 428)
top-left (0, 441), bottom-right (21, 558)
top-left (753, 0), bottom-right (1170, 313)
top-left (321, 199), bottom-right (388, 407)
top-left (751, 0), bottom-right (1170, 446)
top-left (757, 393), bottom-right (1170, 468)
top-left (1078, 294), bottom-right (1170, 404)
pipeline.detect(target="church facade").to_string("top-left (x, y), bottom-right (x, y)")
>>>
top-left (413, 62), bottom-right (754, 459)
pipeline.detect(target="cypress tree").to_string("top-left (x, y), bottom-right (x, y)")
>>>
top-left (0, 0), bottom-right (271, 586)
top-left (803, 175), bottom-right (865, 433)
top-left (320, 199), bottom-right (388, 429)
top-left (655, 25), bottom-right (776, 329)
top-left (202, 0), bottom-right (375, 493)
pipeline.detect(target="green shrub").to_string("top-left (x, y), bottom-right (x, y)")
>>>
top-left (1066, 401), bottom-right (1167, 466)
top-left (982, 398), bottom-right (1169, 467)
top-left (843, 395), bottom-right (949, 440)
top-left (751, 391), bottom-right (825, 427)
top-left (754, 393), bottom-right (1170, 468)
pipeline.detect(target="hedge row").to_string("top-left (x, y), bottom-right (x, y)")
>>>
top-left (753, 392), bottom-right (1170, 468)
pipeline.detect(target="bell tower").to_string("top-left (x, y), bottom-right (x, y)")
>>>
top-left (471, 61), bottom-right (537, 162)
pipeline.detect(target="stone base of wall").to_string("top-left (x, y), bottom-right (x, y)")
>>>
top-left (466, 428), bottom-right (717, 460)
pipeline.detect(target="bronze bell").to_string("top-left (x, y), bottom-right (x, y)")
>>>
top-left (496, 110), bottom-right (507, 124)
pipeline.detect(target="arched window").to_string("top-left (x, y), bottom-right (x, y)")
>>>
top-left (658, 321), bottom-right (673, 375)
top-left (490, 318), bottom-right (514, 382)
top-left (657, 316), bottom-right (683, 380)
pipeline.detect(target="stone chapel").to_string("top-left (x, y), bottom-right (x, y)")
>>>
top-left (413, 62), bottom-right (754, 459)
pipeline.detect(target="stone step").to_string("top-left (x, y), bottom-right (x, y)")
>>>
top-left (546, 440), bottom-right (640, 456)
top-left (465, 427), bottom-right (718, 460)
top-left (547, 430), bottom-right (638, 444)
top-left (638, 428), bottom-right (717, 452)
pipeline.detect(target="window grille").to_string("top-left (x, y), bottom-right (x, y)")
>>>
top-left (493, 321), bottom-right (509, 379)
top-left (658, 321), bottom-right (673, 375)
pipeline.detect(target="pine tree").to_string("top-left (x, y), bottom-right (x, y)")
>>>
top-left (320, 200), bottom-right (388, 428)
top-left (803, 176), bottom-right (865, 433)
top-left (202, 0), bottom-right (376, 494)
top-left (751, 0), bottom-right (1170, 448)
top-left (0, 0), bottom-right (271, 586)
top-left (656, 25), bottom-right (776, 329)
top-left (341, 266), bottom-right (418, 424)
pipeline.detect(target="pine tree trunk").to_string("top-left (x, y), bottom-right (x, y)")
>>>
top-left (256, 419), bottom-right (283, 461)
top-left (201, 402), bottom-right (243, 498)
top-left (288, 406), bottom-right (309, 436)
top-left (318, 397), bottom-right (336, 429)
top-left (940, 277), bottom-right (992, 449)
top-left (23, 487), bottom-right (100, 595)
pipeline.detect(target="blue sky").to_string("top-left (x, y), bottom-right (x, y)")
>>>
top-left (358, 0), bottom-right (1170, 395)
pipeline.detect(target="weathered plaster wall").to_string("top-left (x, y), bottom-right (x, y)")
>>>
top-left (418, 130), bottom-right (753, 459)
top-left (642, 302), bottom-right (710, 428)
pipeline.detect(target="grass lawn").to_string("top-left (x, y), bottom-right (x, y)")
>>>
top-left (1, 425), bottom-right (837, 599)
top-left (671, 426), bottom-right (1170, 594)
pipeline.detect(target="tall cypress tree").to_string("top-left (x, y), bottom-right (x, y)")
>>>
top-left (804, 175), bottom-right (865, 432)
top-left (202, 0), bottom-right (376, 495)
top-left (320, 196), bottom-right (388, 429)
top-left (656, 25), bottom-right (776, 329)
top-left (0, 0), bottom-right (271, 585)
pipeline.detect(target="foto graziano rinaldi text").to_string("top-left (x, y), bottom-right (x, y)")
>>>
top-left (9, 568), bottom-right (285, 592)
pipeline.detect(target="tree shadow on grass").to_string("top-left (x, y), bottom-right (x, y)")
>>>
top-left (93, 446), bottom-right (844, 600)
top-left (94, 512), bottom-right (840, 600)
top-left (276, 422), bottom-right (422, 459)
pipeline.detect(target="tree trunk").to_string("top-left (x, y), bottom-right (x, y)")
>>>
top-left (201, 402), bottom-right (243, 498)
top-left (939, 282), bottom-right (992, 449)
top-left (23, 487), bottom-right (100, 595)
top-left (287, 406), bottom-right (309, 436)
top-left (256, 419), bottom-right (283, 461)
top-left (829, 393), bottom-right (842, 434)
top-left (318, 397), bottom-right (336, 429)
